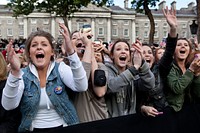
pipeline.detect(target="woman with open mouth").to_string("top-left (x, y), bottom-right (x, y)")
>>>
top-left (66, 28), bottom-right (109, 123)
top-left (1, 23), bottom-right (88, 132)
top-left (105, 38), bottom-right (155, 118)
top-left (137, 6), bottom-right (178, 118)
top-left (165, 31), bottom-right (200, 133)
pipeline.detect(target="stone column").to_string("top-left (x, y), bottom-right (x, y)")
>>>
top-left (107, 18), bottom-right (111, 43)
top-left (51, 17), bottom-right (56, 38)
top-left (23, 17), bottom-right (28, 38)
top-left (91, 18), bottom-right (95, 41)
top-left (131, 19), bottom-right (135, 43)
top-left (68, 18), bottom-right (72, 32)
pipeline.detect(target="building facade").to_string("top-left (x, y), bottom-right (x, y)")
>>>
top-left (0, 0), bottom-right (197, 45)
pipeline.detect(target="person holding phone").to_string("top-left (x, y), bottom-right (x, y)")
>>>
top-left (67, 27), bottom-right (109, 123)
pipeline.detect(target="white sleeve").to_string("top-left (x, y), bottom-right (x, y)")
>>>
top-left (59, 53), bottom-right (88, 92)
top-left (1, 70), bottom-right (24, 110)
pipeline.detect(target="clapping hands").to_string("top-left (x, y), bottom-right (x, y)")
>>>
top-left (131, 40), bottom-right (143, 70)
top-left (189, 53), bottom-right (200, 76)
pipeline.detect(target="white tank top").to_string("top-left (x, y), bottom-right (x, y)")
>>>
top-left (30, 87), bottom-right (67, 131)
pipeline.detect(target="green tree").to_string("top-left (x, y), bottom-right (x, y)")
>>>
top-left (7, 0), bottom-right (108, 33)
top-left (131, 0), bottom-right (159, 45)
top-left (107, 0), bottom-right (114, 7)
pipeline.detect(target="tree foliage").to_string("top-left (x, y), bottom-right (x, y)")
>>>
top-left (131, 0), bottom-right (159, 45)
top-left (6, 0), bottom-right (108, 32)
top-left (106, 0), bottom-right (114, 7)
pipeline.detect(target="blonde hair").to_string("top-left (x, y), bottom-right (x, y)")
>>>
top-left (0, 52), bottom-right (7, 81)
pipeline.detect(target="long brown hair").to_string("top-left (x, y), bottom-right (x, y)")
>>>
top-left (0, 52), bottom-right (7, 81)
top-left (25, 30), bottom-right (55, 62)
top-left (175, 38), bottom-right (192, 66)
top-left (186, 50), bottom-right (200, 67)
top-left (109, 39), bottom-right (131, 63)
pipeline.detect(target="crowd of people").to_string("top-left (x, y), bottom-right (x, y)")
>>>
top-left (1, 6), bottom-right (200, 133)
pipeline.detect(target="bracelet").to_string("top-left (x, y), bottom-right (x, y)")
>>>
top-left (68, 50), bottom-right (76, 56)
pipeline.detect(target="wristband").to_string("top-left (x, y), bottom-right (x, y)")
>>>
top-left (68, 50), bottom-right (76, 56)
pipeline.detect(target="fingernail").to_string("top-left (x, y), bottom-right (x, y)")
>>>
top-left (195, 54), bottom-right (198, 58)
top-left (158, 112), bottom-right (163, 115)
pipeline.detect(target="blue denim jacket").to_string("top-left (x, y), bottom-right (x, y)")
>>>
top-left (18, 62), bottom-right (79, 132)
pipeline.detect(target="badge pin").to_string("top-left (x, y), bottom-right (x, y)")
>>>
top-left (54, 86), bottom-right (63, 95)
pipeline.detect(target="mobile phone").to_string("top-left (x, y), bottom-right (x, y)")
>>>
top-left (82, 24), bottom-right (91, 32)
top-left (82, 24), bottom-right (92, 39)
top-left (103, 42), bottom-right (109, 49)
top-left (94, 40), bottom-right (101, 44)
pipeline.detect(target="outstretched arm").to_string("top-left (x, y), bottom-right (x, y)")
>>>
top-left (58, 23), bottom-right (88, 92)
top-left (163, 6), bottom-right (177, 38)
top-left (1, 40), bottom-right (24, 110)
top-left (6, 40), bottom-right (21, 77)
top-left (59, 23), bottom-right (75, 56)
top-left (159, 6), bottom-right (178, 77)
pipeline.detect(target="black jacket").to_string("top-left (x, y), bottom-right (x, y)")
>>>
top-left (137, 34), bottom-right (178, 112)
top-left (0, 80), bottom-right (21, 133)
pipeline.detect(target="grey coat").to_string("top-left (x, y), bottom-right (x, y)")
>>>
top-left (105, 61), bottom-right (155, 117)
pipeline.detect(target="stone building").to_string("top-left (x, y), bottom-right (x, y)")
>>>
top-left (135, 1), bottom-right (197, 44)
top-left (0, 0), bottom-right (197, 45)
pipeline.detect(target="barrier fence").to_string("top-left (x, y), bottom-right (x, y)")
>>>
top-left (46, 104), bottom-right (200, 133)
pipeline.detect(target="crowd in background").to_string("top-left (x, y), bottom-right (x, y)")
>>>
top-left (1, 6), bottom-right (200, 133)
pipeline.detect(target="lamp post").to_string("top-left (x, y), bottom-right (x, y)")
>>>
top-left (190, 20), bottom-right (198, 50)
top-left (190, 20), bottom-right (198, 36)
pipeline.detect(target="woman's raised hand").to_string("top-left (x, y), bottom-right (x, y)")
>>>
top-left (162, 6), bottom-right (177, 29)
top-left (59, 23), bottom-right (74, 55)
top-left (132, 40), bottom-right (143, 70)
top-left (163, 6), bottom-right (177, 37)
top-left (6, 40), bottom-right (21, 76)
top-left (79, 28), bottom-right (93, 47)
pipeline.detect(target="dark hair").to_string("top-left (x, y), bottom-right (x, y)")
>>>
top-left (25, 30), bottom-right (55, 62)
top-left (70, 30), bottom-right (79, 39)
top-left (176, 38), bottom-right (192, 66)
top-left (186, 50), bottom-right (200, 67)
top-left (103, 42), bottom-right (109, 49)
top-left (155, 47), bottom-right (165, 63)
top-left (141, 43), bottom-right (155, 56)
top-left (110, 39), bottom-right (131, 59)
top-left (95, 50), bottom-right (105, 63)
top-left (177, 38), bottom-right (191, 48)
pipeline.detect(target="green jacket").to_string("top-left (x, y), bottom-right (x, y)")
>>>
top-left (191, 72), bottom-right (200, 103)
top-left (166, 62), bottom-right (197, 112)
